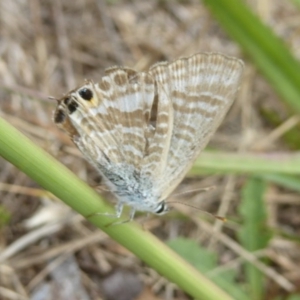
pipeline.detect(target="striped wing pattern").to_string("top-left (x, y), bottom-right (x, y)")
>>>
top-left (149, 54), bottom-right (244, 199)
top-left (54, 53), bottom-right (243, 217)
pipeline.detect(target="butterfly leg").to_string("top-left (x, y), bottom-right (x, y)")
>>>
top-left (128, 207), bottom-right (136, 222)
top-left (105, 207), bottom-right (136, 226)
top-left (114, 202), bottom-right (124, 218)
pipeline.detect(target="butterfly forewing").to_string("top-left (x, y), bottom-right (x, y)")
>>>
top-left (149, 54), bottom-right (244, 199)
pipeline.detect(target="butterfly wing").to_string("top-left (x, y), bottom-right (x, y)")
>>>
top-left (54, 53), bottom-right (243, 212)
top-left (148, 53), bottom-right (244, 200)
top-left (54, 67), bottom-right (173, 180)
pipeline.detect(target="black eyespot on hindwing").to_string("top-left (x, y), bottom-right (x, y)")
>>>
top-left (79, 88), bottom-right (93, 101)
top-left (54, 109), bottom-right (66, 123)
top-left (67, 100), bottom-right (78, 114)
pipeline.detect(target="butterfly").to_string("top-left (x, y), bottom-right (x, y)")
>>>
top-left (53, 53), bottom-right (243, 221)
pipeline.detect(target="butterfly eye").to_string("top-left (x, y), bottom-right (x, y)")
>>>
top-left (155, 201), bottom-right (168, 215)
top-left (79, 88), bottom-right (93, 101)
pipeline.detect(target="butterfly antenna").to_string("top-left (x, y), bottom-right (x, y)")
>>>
top-left (172, 185), bottom-right (215, 197)
top-left (48, 96), bottom-right (59, 102)
top-left (166, 201), bottom-right (226, 222)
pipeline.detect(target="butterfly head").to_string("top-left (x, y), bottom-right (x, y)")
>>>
top-left (153, 201), bottom-right (169, 215)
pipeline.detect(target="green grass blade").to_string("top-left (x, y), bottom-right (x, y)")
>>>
top-left (238, 178), bottom-right (272, 300)
top-left (203, 0), bottom-right (300, 112)
top-left (0, 117), bottom-right (234, 300)
top-left (258, 173), bottom-right (300, 193)
top-left (191, 152), bottom-right (300, 175)
top-left (292, 0), bottom-right (300, 9)
top-left (168, 238), bottom-right (250, 300)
